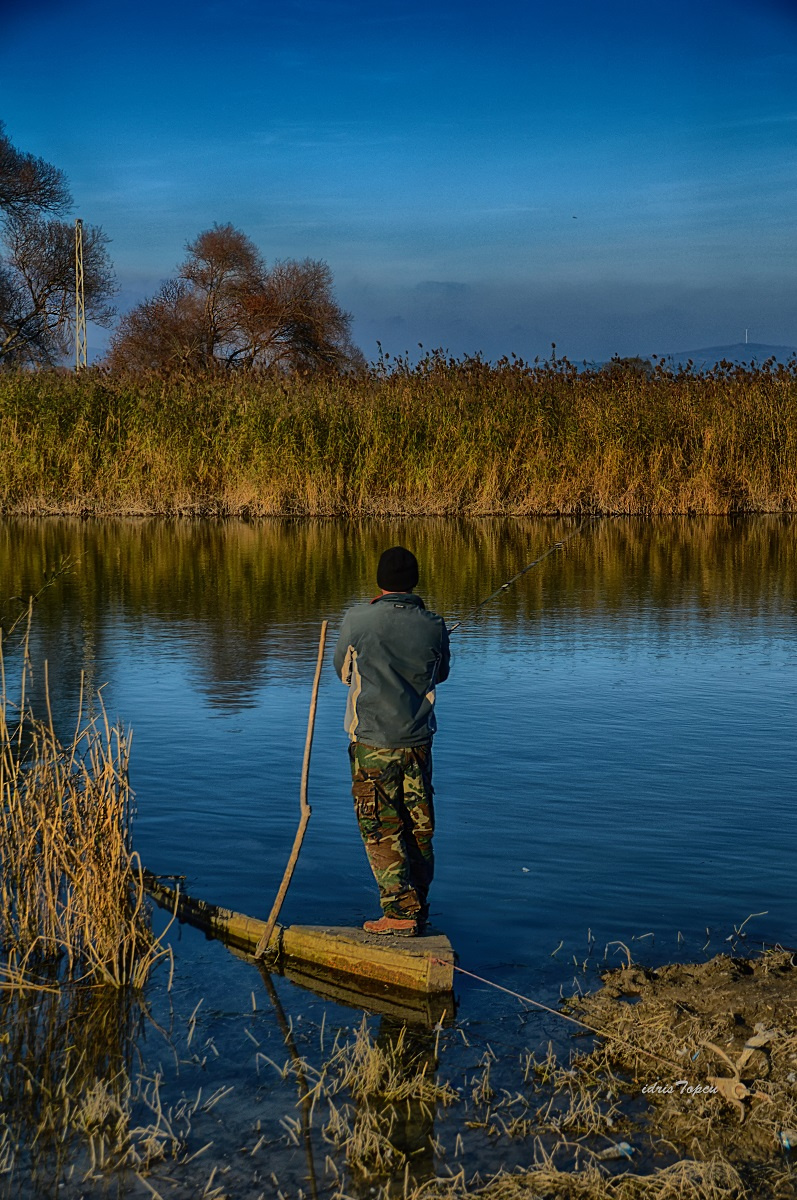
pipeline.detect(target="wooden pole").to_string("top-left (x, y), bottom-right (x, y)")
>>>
top-left (254, 620), bottom-right (328, 959)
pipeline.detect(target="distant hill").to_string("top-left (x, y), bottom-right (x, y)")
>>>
top-left (661, 342), bottom-right (797, 370)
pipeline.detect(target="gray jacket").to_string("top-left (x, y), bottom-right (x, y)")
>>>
top-left (333, 592), bottom-right (450, 748)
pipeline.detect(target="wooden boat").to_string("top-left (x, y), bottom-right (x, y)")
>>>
top-left (143, 871), bottom-right (456, 1026)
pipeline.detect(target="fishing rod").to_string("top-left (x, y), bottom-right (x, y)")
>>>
top-left (258, 519), bottom-right (591, 939)
top-left (447, 518), bottom-right (591, 634)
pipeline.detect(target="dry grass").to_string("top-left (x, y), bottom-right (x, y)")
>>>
top-left (309, 952), bottom-right (797, 1200)
top-left (3, 953), bottom-right (790, 1199)
top-left (0, 617), bottom-right (169, 986)
top-left (293, 1017), bottom-right (457, 1178)
top-left (316, 1018), bottom-right (457, 1108)
top-left (563, 951), bottom-right (797, 1172)
top-left (0, 598), bottom-right (199, 1196)
top-left (1, 356), bottom-right (796, 516)
top-left (398, 1154), bottom-right (748, 1200)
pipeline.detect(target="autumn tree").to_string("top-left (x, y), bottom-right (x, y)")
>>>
top-left (242, 257), bottom-right (359, 371)
top-left (108, 223), bottom-right (359, 374)
top-left (0, 123), bottom-right (116, 367)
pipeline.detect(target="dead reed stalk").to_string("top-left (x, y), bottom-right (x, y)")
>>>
top-left (0, 619), bottom-right (167, 987)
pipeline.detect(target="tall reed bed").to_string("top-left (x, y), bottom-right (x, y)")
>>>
top-left (0, 626), bottom-right (164, 987)
top-left (1, 356), bottom-right (796, 515)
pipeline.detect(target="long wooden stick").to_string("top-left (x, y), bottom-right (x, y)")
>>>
top-left (254, 620), bottom-right (328, 959)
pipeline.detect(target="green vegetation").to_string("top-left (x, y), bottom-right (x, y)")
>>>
top-left (1, 355), bottom-right (796, 516)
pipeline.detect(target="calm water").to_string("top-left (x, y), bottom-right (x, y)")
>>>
top-left (2, 515), bottom-right (795, 1193)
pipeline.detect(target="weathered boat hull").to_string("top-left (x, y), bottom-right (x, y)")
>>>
top-left (275, 957), bottom-right (454, 1027)
top-left (143, 871), bottom-right (456, 1021)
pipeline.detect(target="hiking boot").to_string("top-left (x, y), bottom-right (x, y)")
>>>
top-left (363, 915), bottom-right (418, 937)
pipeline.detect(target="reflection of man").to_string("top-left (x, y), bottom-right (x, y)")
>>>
top-left (349, 1016), bottom-right (438, 1197)
top-left (334, 547), bottom-right (450, 937)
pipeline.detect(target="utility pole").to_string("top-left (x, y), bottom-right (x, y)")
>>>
top-left (75, 218), bottom-right (87, 370)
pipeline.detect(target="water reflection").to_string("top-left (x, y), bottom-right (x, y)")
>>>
top-left (0, 981), bottom-right (141, 1198)
top-left (365, 1017), bottom-right (438, 1194)
top-left (257, 968), bottom-right (442, 1198)
top-left (258, 968), bottom-right (320, 1200)
top-left (2, 515), bottom-right (794, 718)
top-left (1, 515), bottom-right (795, 974)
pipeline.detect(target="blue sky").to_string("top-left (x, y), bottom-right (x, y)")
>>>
top-left (2, 0), bottom-right (796, 361)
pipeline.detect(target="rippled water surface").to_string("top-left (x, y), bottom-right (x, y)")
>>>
top-left (2, 515), bottom-right (795, 1193)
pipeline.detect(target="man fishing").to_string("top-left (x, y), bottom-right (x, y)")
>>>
top-left (334, 547), bottom-right (450, 937)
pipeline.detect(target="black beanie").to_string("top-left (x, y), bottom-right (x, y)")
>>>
top-left (377, 546), bottom-right (419, 592)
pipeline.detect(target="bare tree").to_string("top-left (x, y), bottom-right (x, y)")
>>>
top-left (108, 223), bottom-right (358, 375)
top-left (0, 125), bottom-right (115, 367)
top-left (0, 122), bottom-right (71, 217)
top-left (179, 224), bottom-right (265, 366)
top-left (240, 258), bottom-right (360, 371)
top-left (0, 213), bottom-right (115, 367)
top-left (106, 280), bottom-right (207, 374)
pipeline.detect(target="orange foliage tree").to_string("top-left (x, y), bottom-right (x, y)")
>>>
top-left (108, 224), bottom-right (360, 374)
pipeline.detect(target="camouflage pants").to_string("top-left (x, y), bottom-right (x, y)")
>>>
top-left (348, 742), bottom-right (435, 921)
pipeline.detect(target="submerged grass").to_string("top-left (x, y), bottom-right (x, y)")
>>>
top-left (3, 945), bottom-right (796, 1198)
top-left (247, 949), bottom-right (797, 1200)
top-left (407, 948), bottom-right (797, 1200)
top-left (0, 975), bottom-right (229, 1198)
top-left (400, 1156), bottom-right (749, 1200)
top-left (1, 355), bottom-right (796, 515)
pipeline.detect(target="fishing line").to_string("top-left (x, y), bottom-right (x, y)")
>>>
top-left (433, 959), bottom-right (689, 1073)
top-left (447, 517), bottom-right (593, 634)
top-left (428, 517), bottom-right (596, 686)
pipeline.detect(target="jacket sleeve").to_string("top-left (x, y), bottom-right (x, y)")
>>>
top-left (435, 622), bottom-right (451, 684)
top-left (333, 611), bottom-right (355, 683)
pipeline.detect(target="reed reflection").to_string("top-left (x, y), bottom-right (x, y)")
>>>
top-left (0, 982), bottom-right (141, 1198)
top-left (257, 964), bottom-right (449, 1198)
top-left (1, 515), bottom-right (794, 732)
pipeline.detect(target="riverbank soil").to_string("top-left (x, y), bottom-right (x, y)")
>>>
top-left (422, 949), bottom-right (797, 1199)
top-left (569, 948), bottom-right (797, 1163)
